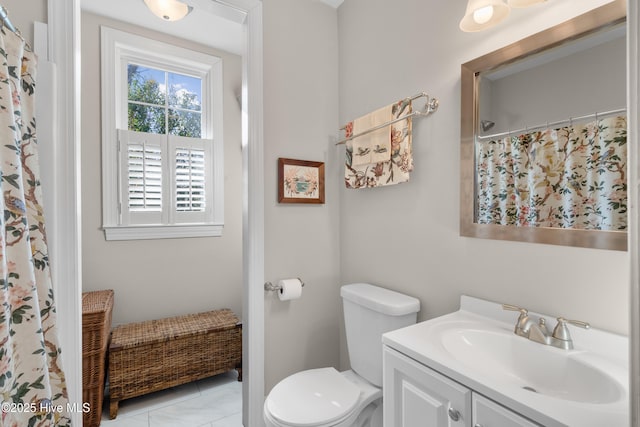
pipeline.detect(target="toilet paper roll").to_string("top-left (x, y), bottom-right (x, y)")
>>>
top-left (278, 278), bottom-right (303, 301)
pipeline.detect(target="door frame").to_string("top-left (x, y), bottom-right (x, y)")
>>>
top-left (48, 1), bottom-right (265, 425)
top-left (629, 0), bottom-right (639, 425)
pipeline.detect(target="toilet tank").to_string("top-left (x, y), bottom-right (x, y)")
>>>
top-left (341, 283), bottom-right (420, 387)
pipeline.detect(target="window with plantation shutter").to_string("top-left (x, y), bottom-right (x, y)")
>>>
top-left (102, 27), bottom-right (224, 241)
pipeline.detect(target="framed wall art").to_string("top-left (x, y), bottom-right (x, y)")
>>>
top-left (278, 158), bottom-right (325, 204)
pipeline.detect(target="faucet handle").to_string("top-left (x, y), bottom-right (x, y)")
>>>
top-left (502, 304), bottom-right (528, 315)
top-left (553, 317), bottom-right (590, 336)
top-left (551, 317), bottom-right (590, 349)
top-left (502, 304), bottom-right (529, 336)
top-left (563, 318), bottom-right (590, 329)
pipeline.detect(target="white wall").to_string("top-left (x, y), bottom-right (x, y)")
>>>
top-left (263, 0), bottom-right (341, 392)
top-left (337, 0), bottom-right (628, 367)
top-left (81, 12), bottom-right (243, 325)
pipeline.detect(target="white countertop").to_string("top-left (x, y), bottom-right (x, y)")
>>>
top-left (382, 295), bottom-right (629, 427)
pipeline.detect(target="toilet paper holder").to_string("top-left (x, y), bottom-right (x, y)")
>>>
top-left (264, 278), bottom-right (305, 292)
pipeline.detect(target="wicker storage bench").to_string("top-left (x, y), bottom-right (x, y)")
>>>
top-left (108, 308), bottom-right (242, 419)
top-left (82, 289), bottom-right (114, 427)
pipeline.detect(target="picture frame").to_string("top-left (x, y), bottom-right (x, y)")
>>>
top-left (278, 158), bottom-right (325, 204)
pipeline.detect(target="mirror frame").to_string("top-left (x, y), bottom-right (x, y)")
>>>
top-left (460, 0), bottom-right (627, 251)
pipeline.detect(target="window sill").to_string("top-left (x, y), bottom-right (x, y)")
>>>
top-left (103, 223), bottom-right (224, 241)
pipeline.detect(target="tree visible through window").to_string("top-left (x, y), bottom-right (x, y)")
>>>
top-left (127, 64), bottom-right (203, 137)
top-left (126, 64), bottom-right (207, 214)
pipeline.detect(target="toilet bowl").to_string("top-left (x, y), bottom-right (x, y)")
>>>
top-left (263, 283), bottom-right (420, 427)
top-left (263, 368), bottom-right (381, 427)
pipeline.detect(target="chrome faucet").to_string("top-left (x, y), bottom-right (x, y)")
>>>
top-left (549, 317), bottom-right (591, 350)
top-left (502, 304), bottom-right (532, 337)
top-left (502, 304), bottom-right (590, 350)
top-left (527, 317), bottom-right (551, 345)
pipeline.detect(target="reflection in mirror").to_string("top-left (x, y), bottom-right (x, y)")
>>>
top-left (478, 25), bottom-right (626, 138)
top-left (460, 0), bottom-right (627, 250)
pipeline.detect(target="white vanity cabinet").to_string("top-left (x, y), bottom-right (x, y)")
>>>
top-left (383, 346), bottom-right (542, 427)
top-left (472, 394), bottom-right (540, 427)
top-left (383, 345), bottom-right (470, 426)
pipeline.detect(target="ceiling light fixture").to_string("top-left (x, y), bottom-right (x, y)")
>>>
top-left (508, 0), bottom-right (547, 7)
top-left (143, 0), bottom-right (193, 22)
top-left (460, 0), bottom-right (510, 32)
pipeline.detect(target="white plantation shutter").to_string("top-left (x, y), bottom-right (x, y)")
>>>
top-left (170, 135), bottom-right (214, 224)
top-left (118, 130), bottom-right (165, 225)
top-left (176, 148), bottom-right (206, 212)
top-left (128, 143), bottom-right (163, 211)
top-left (115, 130), bottom-right (219, 233)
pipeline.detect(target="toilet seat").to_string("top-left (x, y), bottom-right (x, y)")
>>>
top-left (265, 368), bottom-right (361, 427)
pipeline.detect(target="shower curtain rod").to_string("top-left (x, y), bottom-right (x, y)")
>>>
top-left (0, 5), bottom-right (31, 50)
top-left (0, 6), bottom-right (17, 34)
top-left (477, 107), bottom-right (627, 141)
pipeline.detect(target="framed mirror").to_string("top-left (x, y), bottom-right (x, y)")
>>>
top-left (460, 0), bottom-right (627, 251)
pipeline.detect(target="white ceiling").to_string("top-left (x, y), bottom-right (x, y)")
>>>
top-left (81, 0), bottom-right (344, 56)
top-left (81, 0), bottom-right (245, 55)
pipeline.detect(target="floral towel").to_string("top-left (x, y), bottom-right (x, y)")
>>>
top-left (351, 104), bottom-right (392, 166)
top-left (344, 99), bottom-right (413, 189)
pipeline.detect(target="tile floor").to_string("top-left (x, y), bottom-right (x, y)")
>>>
top-left (100, 371), bottom-right (242, 427)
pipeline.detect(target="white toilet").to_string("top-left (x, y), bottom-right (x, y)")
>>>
top-left (264, 283), bottom-right (420, 427)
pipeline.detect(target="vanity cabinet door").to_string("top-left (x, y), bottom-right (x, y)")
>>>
top-left (472, 394), bottom-right (542, 427)
top-left (384, 346), bottom-right (472, 427)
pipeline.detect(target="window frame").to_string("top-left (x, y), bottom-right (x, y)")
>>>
top-left (101, 26), bottom-right (224, 241)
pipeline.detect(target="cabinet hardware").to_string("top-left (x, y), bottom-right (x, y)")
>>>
top-left (448, 407), bottom-right (461, 421)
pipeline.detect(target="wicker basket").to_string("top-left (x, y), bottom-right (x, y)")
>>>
top-left (82, 290), bottom-right (114, 427)
top-left (108, 309), bottom-right (242, 419)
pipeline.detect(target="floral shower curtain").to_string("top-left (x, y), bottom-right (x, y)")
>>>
top-left (0, 31), bottom-right (71, 426)
top-left (476, 115), bottom-right (627, 230)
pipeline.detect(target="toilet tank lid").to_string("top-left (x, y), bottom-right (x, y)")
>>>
top-left (341, 283), bottom-right (420, 316)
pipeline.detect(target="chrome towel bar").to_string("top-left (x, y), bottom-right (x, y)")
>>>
top-left (335, 92), bottom-right (439, 145)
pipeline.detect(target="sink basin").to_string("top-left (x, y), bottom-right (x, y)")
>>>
top-left (382, 296), bottom-right (629, 427)
top-left (440, 327), bottom-right (623, 404)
